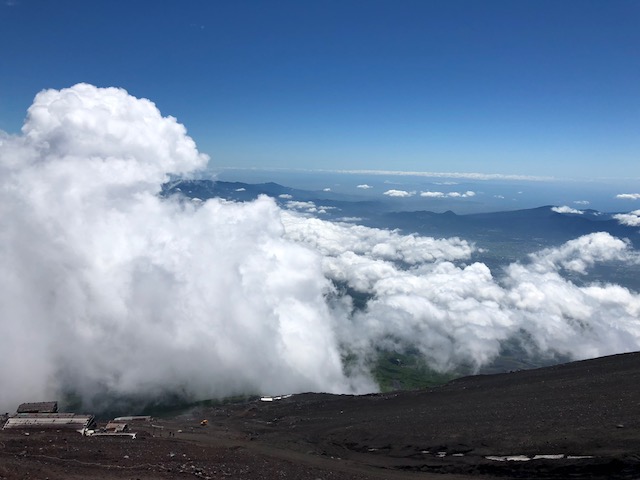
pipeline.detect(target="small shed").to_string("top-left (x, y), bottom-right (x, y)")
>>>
top-left (17, 401), bottom-right (58, 414)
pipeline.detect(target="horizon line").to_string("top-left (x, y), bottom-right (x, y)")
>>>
top-left (211, 166), bottom-right (556, 182)
top-left (210, 166), bottom-right (640, 183)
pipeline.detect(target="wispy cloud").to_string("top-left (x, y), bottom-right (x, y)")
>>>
top-left (573, 200), bottom-right (590, 205)
top-left (324, 169), bottom-right (555, 182)
top-left (286, 200), bottom-right (319, 213)
top-left (285, 200), bottom-right (335, 215)
top-left (356, 184), bottom-right (373, 189)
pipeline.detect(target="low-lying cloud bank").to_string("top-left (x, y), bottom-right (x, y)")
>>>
top-left (1, 84), bottom-right (639, 412)
top-left (283, 220), bottom-right (640, 371)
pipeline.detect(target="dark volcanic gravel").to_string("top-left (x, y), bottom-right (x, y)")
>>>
top-left (2, 352), bottom-right (640, 479)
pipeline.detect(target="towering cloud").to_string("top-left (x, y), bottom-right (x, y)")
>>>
top-left (0, 84), bottom-right (370, 411)
top-left (1, 84), bottom-right (640, 412)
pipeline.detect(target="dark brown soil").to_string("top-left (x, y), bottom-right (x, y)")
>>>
top-left (2, 352), bottom-right (640, 479)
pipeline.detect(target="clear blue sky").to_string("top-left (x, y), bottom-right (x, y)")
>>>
top-left (1, 0), bottom-right (638, 179)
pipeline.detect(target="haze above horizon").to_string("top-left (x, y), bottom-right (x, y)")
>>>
top-left (1, 0), bottom-right (638, 179)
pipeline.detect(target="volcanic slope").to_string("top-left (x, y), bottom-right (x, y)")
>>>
top-left (213, 352), bottom-right (640, 479)
top-left (2, 352), bottom-right (640, 479)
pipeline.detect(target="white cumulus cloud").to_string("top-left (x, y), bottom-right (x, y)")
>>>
top-left (356, 184), bottom-right (373, 189)
top-left (616, 193), bottom-right (640, 200)
top-left (420, 191), bottom-right (446, 198)
top-left (614, 210), bottom-right (640, 227)
top-left (421, 190), bottom-right (476, 198)
top-left (383, 189), bottom-right (415, 197)
top-left (526, 232), bottom-right (637, 274)
top-left (552, 206), bottom-right (583, 215)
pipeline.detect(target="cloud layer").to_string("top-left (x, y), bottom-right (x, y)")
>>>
top-left (2, 84), bottom-right (640, 412)
top-left (283, 219), bottom-right (640, 372)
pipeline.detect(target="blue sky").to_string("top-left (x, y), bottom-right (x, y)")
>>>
top-left (0, 0), bottom-right (638, 179)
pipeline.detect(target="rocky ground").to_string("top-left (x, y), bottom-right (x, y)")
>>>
top-left (2, 352), bottom-right (640, 479)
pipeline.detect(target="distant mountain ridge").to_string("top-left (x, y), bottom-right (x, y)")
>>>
top-left (162, 179), bottom-right (639, 250)
top-left (377, 205), bottom-right (638, 246)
